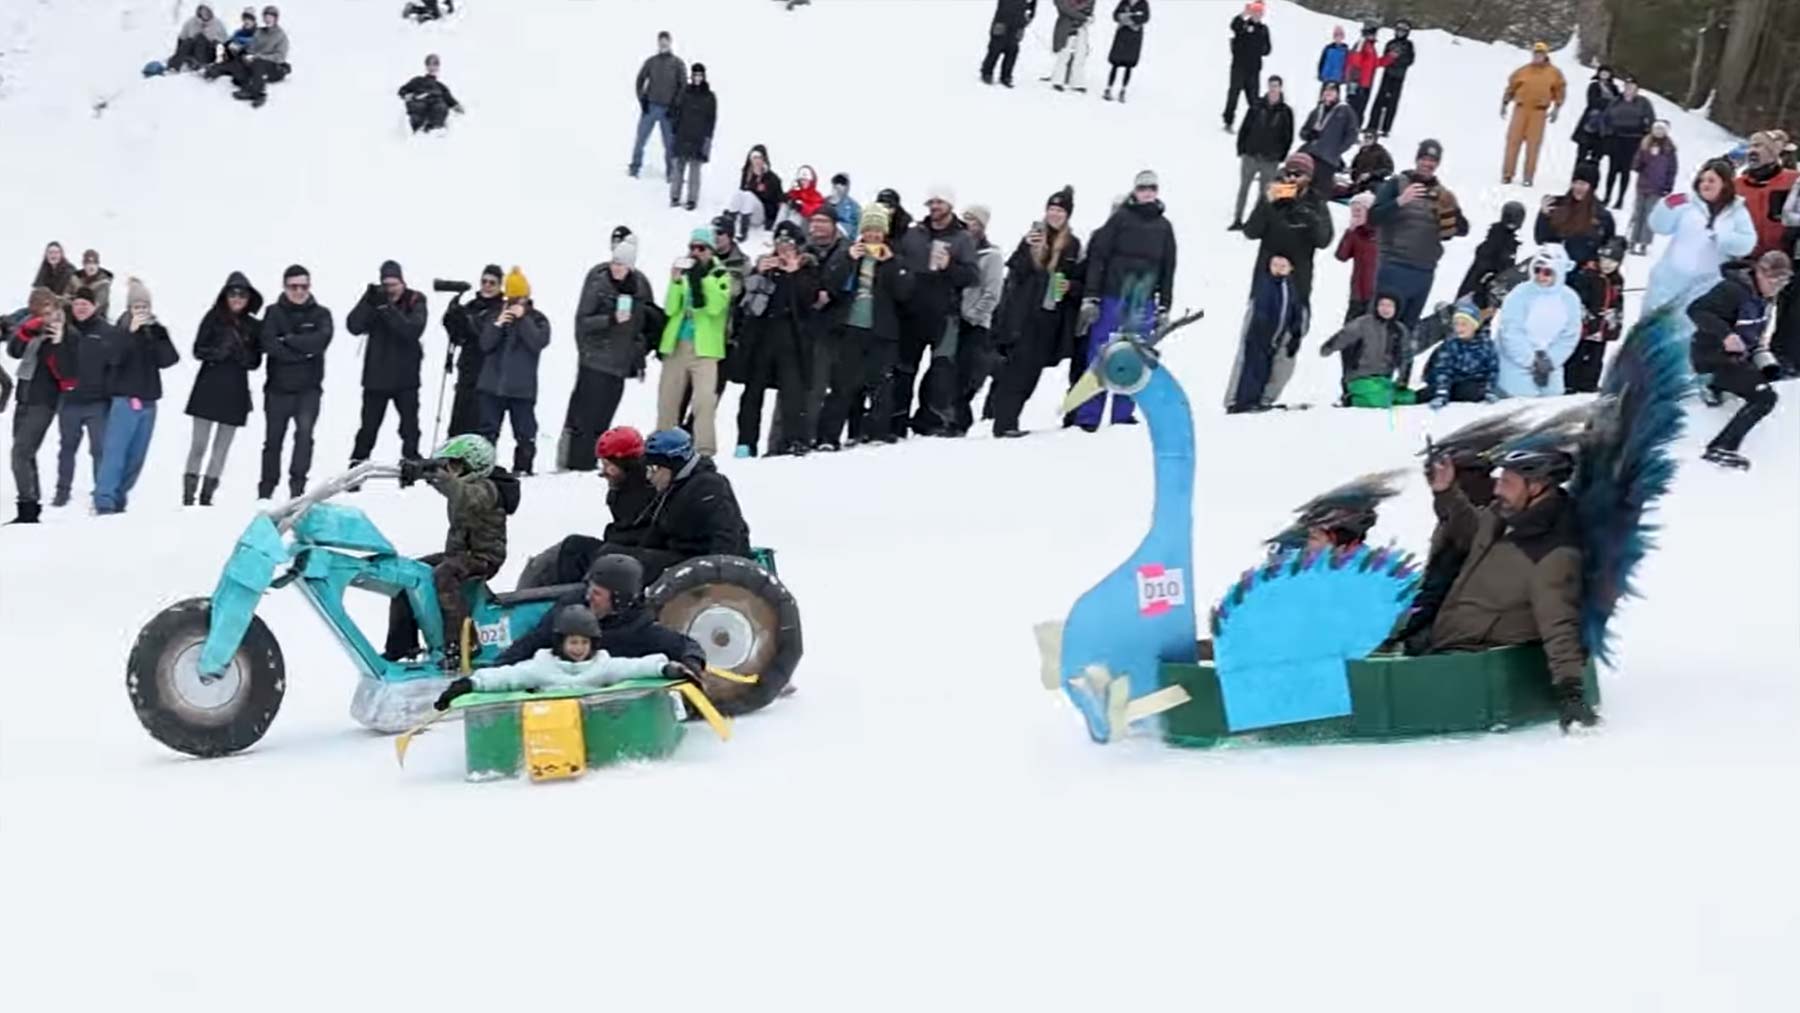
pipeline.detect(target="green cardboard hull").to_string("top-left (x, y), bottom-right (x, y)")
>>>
top-left (1158, 645), bottom-right (1601, 748)
top-left (457, 680), bottom-right (685, 780)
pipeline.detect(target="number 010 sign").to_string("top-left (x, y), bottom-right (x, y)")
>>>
top-left (1136, 564), bottom-right (1187, 617)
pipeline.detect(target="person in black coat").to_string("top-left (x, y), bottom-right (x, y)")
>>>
top-left (183, 271), bottom-right (263, 505)
top-left (346, 260), bottom-right (428, 470)
top-left (669, 63), bottom-right (716, 211)
top-left (397, 54), bottom-right (461, 133)
top-left (598, 435), bottom-right (751, 582)
top-left (1457, 201), bottom-right (1525, 307)
top-left (725, 144), bottom-right (783, 240)
top-left (1244, 152), bottom-right (1335, 310)
top-left (1571, 66), bottom-right (1620, 165)
top-left (1688, 252), bottom-right (1791, 469)
top-left (1365, 19), bottom-right (1414, 136)
top-left (259, 264), bottom-right (334, 500)
top-left (736, 223), bottom-right (823, 457)
top-left (92, 279), bottom-right (180, 514)
top-left (1223, 3), bottom-right (1271, 130)
top-left (1231, 74), bottom-right (1294, 228)
top-left (990, 188), bottom-right (1084, 437)
top-left (494, 554), bottom-right (706, 670)
top-left (1533, 162), bottom-right (1616, 268)
top-left (817, 204), bottom-right (916, 449)
top-left (1103, 0), bottom-right (1149, 102)
top-left (441, 265), bottom-right (505, 439)
top-left (980, 0), bottom-right (1037, 87)
top-left (51, 289), bottom-right (119, 508)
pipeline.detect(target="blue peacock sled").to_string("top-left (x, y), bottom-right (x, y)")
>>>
top-left (1039, 303), bottom-right (1690, 747)
top-left (126, 462), bottom-right (801, 757)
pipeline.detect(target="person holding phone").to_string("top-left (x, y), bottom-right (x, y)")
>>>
top-left (346, 260), bottom-right (428, 477)
top-left (566, 238), bottom-right (656, 471)
top-left (51, 287), bottom-right (119, 508)
top-left (92, 279), bottom-right (179, 514)
top-left (1370, 138), bottom-right (1470, 333)
top-left (894, 184), bottom-right (978, 436)
top-left (6, 288), bottom-right (66, 524)
top-left (816, 205), bottom-right (915, 450)
top-left (655, 230), bottom-right (733, 456)
top-left (1243, 152), bottom-right (1334, 316)
top-left (989, 187), bottom-right (1082, 438)
top-left (475, 268), bottom-right (550, 475)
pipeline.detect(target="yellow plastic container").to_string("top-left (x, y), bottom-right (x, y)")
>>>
top-left (521, 699), bottom-right (585, 781)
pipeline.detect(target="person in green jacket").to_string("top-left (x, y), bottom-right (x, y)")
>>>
top-left (654, 227), bottom-right (733, 456)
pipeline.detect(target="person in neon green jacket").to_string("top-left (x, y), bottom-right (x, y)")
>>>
top-left (655, 227), bottom-right (734, 456)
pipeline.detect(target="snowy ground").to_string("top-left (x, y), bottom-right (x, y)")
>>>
top-left (1, 2), bottom-right (1795, 1010)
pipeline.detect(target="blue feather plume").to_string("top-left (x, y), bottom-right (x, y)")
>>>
top-left (1568, 308), bottom-right (1692, 665)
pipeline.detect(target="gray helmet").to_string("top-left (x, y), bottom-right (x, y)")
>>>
top-left (552, 605), bottom-right (603, 640)
top-left (1494, 448), bottom-right (1576, 485)
top-left (584, 554), bottom-right (644, 601)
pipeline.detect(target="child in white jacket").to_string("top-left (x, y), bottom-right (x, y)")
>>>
top-left (434, 605), bottom-right (692, 710)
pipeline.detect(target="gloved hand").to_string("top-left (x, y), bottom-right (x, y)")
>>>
top-left (434, 676), bottom-right (473, 711)
top-left (1531, 350), bottom-right (1553, 388)
top-left (364, 283), bottom-right (382, 304)
top-left (400, 459), bottom-right (443, 485)
top-left (1076, 298), bottom-right (1100, 335)
top-left (662, 661), bottom-right (701, 682)
top-left (1430, 395), bottom-right (1448, 410)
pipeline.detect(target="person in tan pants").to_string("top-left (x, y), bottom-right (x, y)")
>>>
top-left (1500, 43), bottom-right (1566, 186)
top-left (654, 228), bottom-right (733, 456)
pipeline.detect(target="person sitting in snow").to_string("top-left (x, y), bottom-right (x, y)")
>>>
top-left (1495, 247), bottom-right (1582, 398)
top-left (1319, 291), bottom-right (1414, 407)
top-left (1457, 201), bottom-right (1525, 307)
top-left (1344, 127), bottom-right (1394, 198)
top-left (383, 434), bottom-right (520, 670)
top-left (220, 5), bottom-right (290, 108)
top-left (433, 605), bottom-right (696, 711)
top-left (1421, 443), bottom-right (1596, 730)
top-left (723, 145), bottom-right (783, 241)
top-left (495, 554), bottom-right (707, 670)
top-left (778, 165), bottom-right (826, 230)
top-left (398, 53), bottom-right (462, 133)
top-left (1425, 297), bottom-right (1500, 407)
top-left (167, 5), bottom-right (228, 73)
top-left (403, 0), bottom-right (454, 23)
top-left (825, 172), bottom-right (861, 240)
top-left (1563, 236), bottom-right (1626, 393)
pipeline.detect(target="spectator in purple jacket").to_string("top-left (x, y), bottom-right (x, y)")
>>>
top-left (1628, 121), bottom-right (1678, 256)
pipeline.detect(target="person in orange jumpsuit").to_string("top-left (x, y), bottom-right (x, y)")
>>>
top-left (1500, 43), bottom-right (1567, 187)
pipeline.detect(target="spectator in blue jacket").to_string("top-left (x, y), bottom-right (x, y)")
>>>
top-left (1495, 247), bottom-right (1582, 397)
top-left (826, 173), bottom-right (862, 239)
top-left (478, 267), bottom-right (551, 475)
top-left (1426, 298), bottom-right (1500, 407)
top-left (1317, 25), bottom-right (1349, 94)
top-left (93, 279), bottom-right (179, 514)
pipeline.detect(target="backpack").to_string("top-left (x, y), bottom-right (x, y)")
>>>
top-left (489, 468), bottom-right (523, 515)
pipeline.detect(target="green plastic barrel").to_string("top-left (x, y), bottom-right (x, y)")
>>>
top-left (456, 680), bottom-right (685, 781)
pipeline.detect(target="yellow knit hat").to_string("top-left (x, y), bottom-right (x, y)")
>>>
top-left (502, 266), bottom-right (530, 300)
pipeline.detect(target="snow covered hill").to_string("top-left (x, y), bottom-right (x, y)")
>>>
top-left (1, 3), bottom-right (1794, 1011)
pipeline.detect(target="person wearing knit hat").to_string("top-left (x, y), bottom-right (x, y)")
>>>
top-left (91, 277), bottom-right (179, 513)
top-left (667, 60), bottom-right (716, 211)
top-left (987, 186), bottom-right (1085, 438)
top-left (76, 248), bottom-right (115, 319)
top-left (564, 239), bottom-right (656, 472)
top-left (1070, 164), bottom-right (1176, 430)
top-left (654, 226), bottom-right (733, 457)
top-left (1365, 15), bottom-right (1416, 138)
top-left (891, 179), bottom-right (978, 436)
top-left (1242, 148), bottom-right (1331, 398)
top-left (1370, 134), bottom-right (1469, 332)
top-left (1425, 296), bottom-right (1501, 408)
top-left (1046, 185), bottom-right (1075, 216)
top-left (871, 188), bottom-right (911, 241)
top-left (50, 276), bottom-right (122, 508)
top-left (1532, 161), bottom-right (1614, 268)
top-left (858, 203), bottom-right (890, 238)
top-left (814, 201), bottom-right (908, 449)
top-left (473, 266), bottom-right (550, 474)
top-left (438, 263), bottom-right (508, 441)
top-left (347, 259), bottom-right (428, 475)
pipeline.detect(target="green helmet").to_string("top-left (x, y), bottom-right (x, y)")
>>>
top-left (431, 433), bottom-right (495, 477)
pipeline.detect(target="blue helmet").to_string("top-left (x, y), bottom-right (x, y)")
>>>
top-left (643, 428), bottom-right (695, 469)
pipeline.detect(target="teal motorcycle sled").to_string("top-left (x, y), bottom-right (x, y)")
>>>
top-left (127, 461), bottom-right (801, 757)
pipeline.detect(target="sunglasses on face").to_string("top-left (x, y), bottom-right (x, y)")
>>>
top-left (480, 277), bottom-right (501, 287)
top-left (286, 281), bottom-right (310, 291)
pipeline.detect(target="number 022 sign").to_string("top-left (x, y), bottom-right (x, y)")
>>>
top-left (1136, 564), bottom-right (1187, 617)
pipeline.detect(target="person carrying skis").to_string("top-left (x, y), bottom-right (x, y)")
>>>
top-left (1495, 247), bottom-right (1582, 398)
top-left (1047, 0), bottom-right (1097, 94)
top-left (1102, 0), bottom-right (1149, 103)
top-left (1563, 237), bottom-right (1626, 393)
top-left (1423, 444), bottom-right (1596, 730)
top-left (980, 0), bottom-right (1036, 88)
top-left (347, 260), bottom-right (428, 475)
top-left (1222, 2), bottom-right (1270, 130)
top-left (1500, 42), bottom-right (1566, 187)
top-left (397, 54), bottom-right (462, 133)
top-left (385, 433), bottom-right (520, 669)
top-left (1687, 250), bottom-right (1791, 470)
top-left (1365, 18), bottom-right (1414, 136)
top-left (435, 605), bottom-right (696, 710)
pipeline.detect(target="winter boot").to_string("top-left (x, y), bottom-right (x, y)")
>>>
top-left (1118, 87), bottom-right (1127, 103)
top-left (1102, 87), bottom-right (1113, 101)
top-left (9, 499), bottom-right (41, 524)
top-left (1699, 385), bottom-right (1724, 407)
top-left (289, 478), bottom-right (306, 498)
top-left (182, 473), bottom-right (199, 506)
top-left (1554, 681), bottom-right (1599, 732)
top-left (554, 430), bottom-right (572, 472)
top-left (513, 443), bottom-right (536, 476)
top-left (199, 476), bottom-right (220, 506)
top-left (51, 489), bottom-right (70, 508)
top-left (1227, 219), bottom-right (1245, 231)
top-left (1702, 446), bottom-right (1751, 470)
top-left (734, 444), bottom-right (755, 459)
top-left (737, 213), bottom-right (750, 242)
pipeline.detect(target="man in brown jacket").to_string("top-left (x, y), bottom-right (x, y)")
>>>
top-left (1425, 445), bottom-right (1598, 729)
top-left (1499, 43), bottom-right (1567, 187)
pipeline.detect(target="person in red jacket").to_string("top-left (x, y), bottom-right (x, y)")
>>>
top-left (778, 164), bottom-right (826, 231)
top-left (1335, 191), bottom-right (1379, 323)
top-left (1343, 23), bottom-right (1386, 126)
top-left (1737, 130), bottom-right (1798, 258)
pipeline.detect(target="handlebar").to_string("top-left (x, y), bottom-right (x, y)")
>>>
top-left (267, 461), bottom-right (405, 532)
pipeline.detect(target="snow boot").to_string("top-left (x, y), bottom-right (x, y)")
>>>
top-left (51, 489), bottom-right (69, 508)
top-left (1702, 446), bottom-right (1750, 470)
top-left (1053, 83), bottom-right (1066, 92)
top-left (1227, 219), bottom-right (1245, 231)
top-left (1102, 87), bottom-right (1113, 101)
top-left (1555, 681), bottom-right (1599, 732)
top-left (734, 444), bottom-right (754, 459)
top-left (980, 72), bottom-right (993, 85)
top-left (9, 499), bottom-right (41, 524)
top-left (1118, 87), bottom-right (1127, 103)
top-left (199, 476), bottom-right (220, 506)
top-left (182, 473), bottom-right (199, 506)
top-left (289, 479), bottom-right (305, 498)
top-left (684, 200), bottom-right (696, 211)
top-left (1699, 385), bottom-right (1724, 407)
top-left (513, 444), bottom-right (536, 476)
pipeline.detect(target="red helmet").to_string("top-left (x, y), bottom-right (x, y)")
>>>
top-left (596, 426), bottom-right (645, 461)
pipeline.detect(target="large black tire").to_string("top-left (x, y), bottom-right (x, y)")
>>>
top-left (127, 598), bottom-right (286, 757)
top-left (645, 555), bottom-right (802, 716)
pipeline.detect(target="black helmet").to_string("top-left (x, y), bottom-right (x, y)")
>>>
top-left (1361, 21), bottom-right (1379, 36)
top-left (584, 553), bottom-right (644, 601)
top-left (552, 605), bottom-right (603, 640)
top-left (1494, 448), bottom-right (1576, 485)
top-left (1501, 201), bottom-right (1526, 229)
